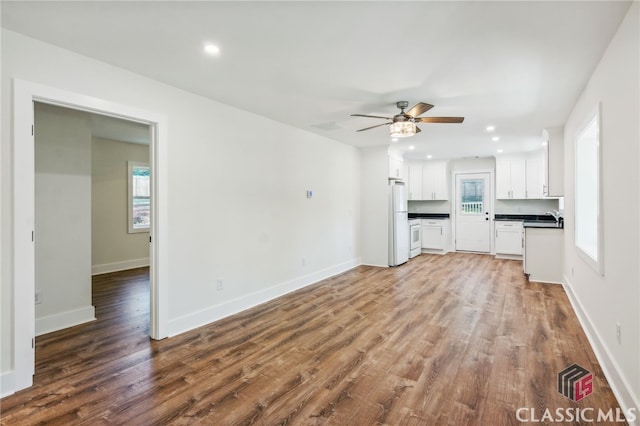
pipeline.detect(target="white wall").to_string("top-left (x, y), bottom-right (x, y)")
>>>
top-left (92, 137), bottom-right (150, 274)
top-left (1, 29), bottom-right (361, 391)
top-left (562, 2), bottom-right (639, 414)
top-left (34, 103), bottom-right (95, 336)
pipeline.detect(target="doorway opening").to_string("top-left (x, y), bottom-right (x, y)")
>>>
top-left (454, 171), bottom-right (494, 253)
top-left (33, 102), bottom-right (151, 340)
top-left (12, 79), bottom-right (168, 393)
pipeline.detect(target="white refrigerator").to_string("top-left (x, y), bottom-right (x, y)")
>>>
top-left (389, 181), bottom-right (409, 266)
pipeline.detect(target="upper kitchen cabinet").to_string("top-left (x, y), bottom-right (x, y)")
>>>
top-left (389, 155), bottom-right (404, 180)
top-left (525, 149), bottom-right (547, 199)
top-left (407, 163), bottom-right (423, 200)
top-left (544, 127), bottom-right (564, 197)
top-left (496, 156), bottom-right (526, 199)
top-left (405, 160), bottom-right (449, 200)
top-left (422, 161), bottom-right (449, 200)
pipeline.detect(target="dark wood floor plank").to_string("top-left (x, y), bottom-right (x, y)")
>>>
top-left (0, 254), bottom-right (627, 425)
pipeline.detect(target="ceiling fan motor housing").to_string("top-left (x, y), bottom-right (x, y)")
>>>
top-left (396, 101), bottom-right (409, 110)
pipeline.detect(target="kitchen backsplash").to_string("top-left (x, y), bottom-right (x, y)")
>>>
top-left (409, 198), bottom-right (561, 215)
top-left (408, 200), bottom-right (451, 213)
top-left (494, 198), bottom-right (560, 214)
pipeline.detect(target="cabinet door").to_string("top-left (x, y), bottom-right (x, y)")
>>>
top-left (495, 158), bottom-right (512, 199)
top-left (422, 161), bottom-right (448, 200)
top-left (421, 223), bottom-right (445, 249)
top-left (495, 223), bottom-right (523, 255)
top-left (546, 127), bottom-right (564, 197)
top-left (389, 157), bottom-right (403, 179)
top-left (408, 164), bottom-right (423, 200)
top-left (510, 158), bottom-right (526, 199)
top-left (526, 151), bottom-right (545, 199)
top-left (432, 161), bottom-right (449, 200)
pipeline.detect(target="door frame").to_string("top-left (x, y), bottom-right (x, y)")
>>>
top-left (12, 79), bottom-right (169, 392)
top-left (451, 169), bottom-right (495, 254)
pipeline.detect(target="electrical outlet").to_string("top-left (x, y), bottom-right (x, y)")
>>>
top-left (216, 279), bottom-right (224, 291)
top-left (616, 322), bottom-right (621, 344)
top-left (35, 290), bottom-right (42, 304)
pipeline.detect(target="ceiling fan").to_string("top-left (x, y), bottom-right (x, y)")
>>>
top-left (351, 101), bottom-right (464, 138)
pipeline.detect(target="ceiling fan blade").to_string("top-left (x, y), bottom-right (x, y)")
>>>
top-left (356, 122), bottom-right (391, 132)
top-left (351, 114), bottom-right (393, 120)
top-left (406, 102), bottom-right (434, 118)
top-left (415, 117), bottom-right (465, 123)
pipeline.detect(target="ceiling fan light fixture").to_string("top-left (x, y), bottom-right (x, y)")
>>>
top-left (389, 121), bottom-right (416, 138)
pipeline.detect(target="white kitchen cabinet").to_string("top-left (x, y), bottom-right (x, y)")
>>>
top-left (524, 227), bottom-right (563, 283)
top-left (421, 161), bottom-right (449, 200)
top-left (495, 221), bottom-right (523, 257)
top-left (496, 156), bottom-right (526, 199)
top-left (421, 219), bottom-right (449, 252)
top-left (407, 163), bottom-right (423, 200)
top-left (525, 150), bottom-right (546, 199)
top-left (389, 156), bottom-right (404, 180)
top-left (544, 127), bottom-right (564, 197)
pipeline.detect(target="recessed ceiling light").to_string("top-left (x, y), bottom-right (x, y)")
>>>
top-left (497, 149), bottom-right (504, 154)
top-left (426, 155), bottom-right (433, 159)
top-left (541, 141), bottom-right (548, 146)
top-left (486, 125), bottom-right (495, 132)
top-left (492, 136), bottom-right (500, 142)
top-left (391, 138), bottom-right (399, 143)
top-left (408, 145), bottom-right (415, 150)
top-left (204, 43), bottom-right (220, 56)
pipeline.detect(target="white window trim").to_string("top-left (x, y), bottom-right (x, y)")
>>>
top-left (574, 102), bottom-right (604, 276)
top-left (128, 161), bottom-right (150, 234)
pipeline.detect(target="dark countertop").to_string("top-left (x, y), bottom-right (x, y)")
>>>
top-left (494, 214), bottom-right (564, 229)
top-left (408, 213), bottom-right (450, 219)
top-left (494, 214), bottom-right (555, 222)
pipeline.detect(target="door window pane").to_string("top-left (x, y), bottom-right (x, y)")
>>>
top-left (460, 179), bottom-right (484, 214)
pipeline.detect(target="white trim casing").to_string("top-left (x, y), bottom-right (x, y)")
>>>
top-left (11, 79), bottom-right (169, 394)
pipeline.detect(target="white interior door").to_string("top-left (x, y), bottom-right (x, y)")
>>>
top-left (455, 172), bottom-right (492, 252)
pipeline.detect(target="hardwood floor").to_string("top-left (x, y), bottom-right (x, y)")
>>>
top-left (1, 254), bottom-right (625, 425)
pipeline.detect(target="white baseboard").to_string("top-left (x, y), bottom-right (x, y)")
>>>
top-left (35, 305), bottom-right (96, 336)
top-left (168, 258), bottom-right (361, 337)
top-left (1, 370), bottom-right (14, 398)
top-left (92, 258), bottom-right (149, 275)
top-left (563, 275), bottom-right (640, 426)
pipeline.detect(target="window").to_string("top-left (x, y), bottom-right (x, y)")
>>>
top-left (574, 104), bottom-right (603, 274)
top-left (460, 179), bottom-right (484, 214)
top-left (128, 161), bottom-right (150, 233)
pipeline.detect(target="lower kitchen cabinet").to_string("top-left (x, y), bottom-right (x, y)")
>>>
top-left (524, 227), bottom-right (564, 283)
top-left (495, 221), bottom-right (523, 258)
top-left (421, 219), bottom-right (450, 253)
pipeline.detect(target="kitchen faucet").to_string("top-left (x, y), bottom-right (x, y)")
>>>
top-left (546, 210), bottom-right (561, 223)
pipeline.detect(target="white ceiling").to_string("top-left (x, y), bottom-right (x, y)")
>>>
top-left (2, 1), bottom-right (631, 161)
